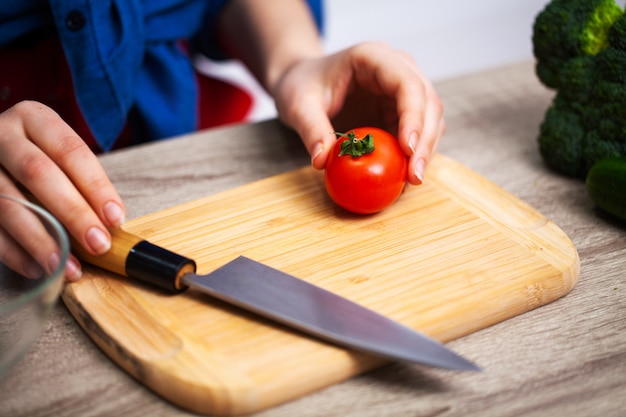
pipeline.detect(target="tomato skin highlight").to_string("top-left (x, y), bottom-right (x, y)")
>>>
top-left (324, 127), bottom-right (408, 214)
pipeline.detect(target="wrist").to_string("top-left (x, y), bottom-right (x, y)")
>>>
top-left (265, 46), bottom-right (323, 95)
top-left (216, 0), bottom-right (323, 94)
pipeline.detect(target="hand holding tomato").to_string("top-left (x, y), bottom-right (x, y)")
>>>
top-left (324, 127), bottom-right (407, 214)
top-left (270, 42), bottom-right (444, 185)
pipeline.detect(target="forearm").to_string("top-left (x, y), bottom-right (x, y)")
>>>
top-left (215, 0), bottom-right (323, 93)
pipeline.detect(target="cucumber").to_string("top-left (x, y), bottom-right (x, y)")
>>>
top-left (586, 156), bottom-right (626, 221)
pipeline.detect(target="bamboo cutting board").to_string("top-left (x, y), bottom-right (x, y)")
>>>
top-left (61, 154), bottom-right (579, 416)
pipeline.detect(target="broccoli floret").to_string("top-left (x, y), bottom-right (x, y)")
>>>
top-left (538, 98), bottom-right (585, 177)
top-left (533, 0), bottom-right (626, 178)
top-left (608, 7), bottom-right (626, 50)
top-left (533, 0), bottom-right (623, 88)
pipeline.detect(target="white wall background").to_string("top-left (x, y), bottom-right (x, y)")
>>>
top-left (324, 0), bottom-right (551, 81)
top-left (200, 0), bottom-right (624, 121)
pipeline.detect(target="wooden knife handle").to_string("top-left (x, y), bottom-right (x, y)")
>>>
top-left (72, 228), bottom-right (197, 293)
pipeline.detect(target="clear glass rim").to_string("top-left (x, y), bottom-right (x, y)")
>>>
top-left (0, 194), bottom-right (69, 313)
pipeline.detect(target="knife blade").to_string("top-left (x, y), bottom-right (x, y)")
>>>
top-left (74, 228), bottom-right (479, 372)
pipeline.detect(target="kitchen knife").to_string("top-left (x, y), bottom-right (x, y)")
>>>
top-left (73, 228), bottom-right (480, 372)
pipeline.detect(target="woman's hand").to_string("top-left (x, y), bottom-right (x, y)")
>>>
top-left (0, 101), bottom-right (126, 280)
top-left (270, 41), bottom-right (445, 185)
top-left (215, 1), bottom-right (442, 183)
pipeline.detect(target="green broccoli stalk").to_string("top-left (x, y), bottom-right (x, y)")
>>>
top-left (532, 0), bottom-right (626, 178)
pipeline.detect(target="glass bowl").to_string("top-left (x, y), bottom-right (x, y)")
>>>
top-left (0, 194), bottom-right (68, 380)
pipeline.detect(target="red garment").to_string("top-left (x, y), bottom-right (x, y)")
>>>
top-left (195, 71), bottom-right (254, 132)
top-left (0, 35), bottom-right (253, 153)
top-left (0, 36), bottom-right (105, 151)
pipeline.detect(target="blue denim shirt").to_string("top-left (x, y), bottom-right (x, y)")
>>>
top-left (0, 0), bottom-right (323, 151)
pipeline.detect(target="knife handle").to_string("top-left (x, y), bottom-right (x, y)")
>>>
top-left (72, 228), bottom-right (197, 293)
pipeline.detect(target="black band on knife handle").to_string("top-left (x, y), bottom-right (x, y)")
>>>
top-left (126, 240), bottom-right (197, 293)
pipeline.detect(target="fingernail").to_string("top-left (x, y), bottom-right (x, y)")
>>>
top-left (65, 258), bottom-right (82, 282)
top-left (23, 260), bottom-right (44, 279)
top-left (48, 252), bottom-right (82, 280)
top-left (47, 252), bottom-right (61, 275)
top-left (86, 227), bottom-right (111, 255)
top-left (104, 201), bottom-right (125, 227)
top-left (414, 158), bottom-right (425, 184)
top-left (409, 131), bottom-right (418, 154)
top-left (311, 142), bottom-right (323, 164)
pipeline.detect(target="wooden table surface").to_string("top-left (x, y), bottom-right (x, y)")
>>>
top-left (1, 61), bottom-right (624, 417)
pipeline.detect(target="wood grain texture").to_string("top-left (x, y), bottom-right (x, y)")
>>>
top-left (1, 61), bottom-right (624, 417)
top-left (60, 154), bottom-right (578, 415)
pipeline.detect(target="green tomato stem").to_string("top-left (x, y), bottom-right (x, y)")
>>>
top-left (336, 131), bottom-right (375, 157)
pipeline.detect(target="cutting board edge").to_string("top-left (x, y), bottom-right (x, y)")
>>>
top-left (426, 155), bottom-right (580, 295)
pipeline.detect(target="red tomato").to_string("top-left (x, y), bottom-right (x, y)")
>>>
top-left (324, 127), bottom-right (408, 214)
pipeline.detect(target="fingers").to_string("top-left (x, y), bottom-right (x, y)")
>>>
top-left (0, 191), bottom-right (82, 281)
top-left (0, 101), bottom-right (126, 280)
top-left (0, 222), bottom-right (43, 279)
top-left (0, 195), bottom-right (60, 278)
top-left (271, 57), bottom-right (343, 170)
top-left (288, 96), bottom-right (337, 170)
top-left (21, 103), bottom-right (126, 229)
top-left (399, 77), bottom-right (445, 185)
top-left (349, 43), bottom-right (445, 184)
top-left (274, 42), bottom-right (445, 181)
